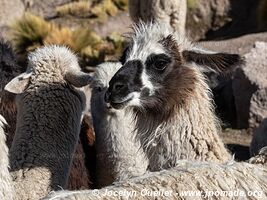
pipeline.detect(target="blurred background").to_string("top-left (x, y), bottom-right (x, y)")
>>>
top-left (1, 0), bottom-right (267, 188)
top-left (1, 0), bottom-right (267, 69)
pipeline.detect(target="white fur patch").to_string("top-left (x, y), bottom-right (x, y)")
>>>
top-left (127, 92), bottom-right (141, 107)
top-left (141, 69), bottom-right (155, 95)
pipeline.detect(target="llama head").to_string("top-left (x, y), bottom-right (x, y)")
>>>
top-left (91, 62), bottom-right (123, 116)
top-left (5, 45), bottom-right (93, 94)
top-left (105, 22), bottom-right (244, 112)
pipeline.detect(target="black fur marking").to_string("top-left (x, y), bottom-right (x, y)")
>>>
top-left (106, 60), bottom-right (143, 108)
top-left (145, 53), bottom-right (172, 71)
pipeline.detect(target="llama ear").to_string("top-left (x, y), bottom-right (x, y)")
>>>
top-left (119, 46), bottom-right (130, 64)
top-left (182, 48), bottom-right (244, 74)
top-left (65, 70), bottom-right (93, 88)
top-left (4, 72), bottom-right (32, 94)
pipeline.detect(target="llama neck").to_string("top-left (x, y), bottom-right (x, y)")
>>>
top-left (94, 109), bottom-right (148, 187)
top-left (0, 116), bottom-right (13, 200)
top-left (9, 85), bottom-right (83, 199)
top-left (137, 78), bottom-right (231, 170)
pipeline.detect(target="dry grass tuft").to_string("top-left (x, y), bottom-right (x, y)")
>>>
top-left (10, 13), bottom-right (126, 67)
top-left (56, 0), bottom-right (127, 21)
top-left (91, 0), bottom-right (118, 21)
top-left (11, 13), bottom-right (53, 53)
top-left (107, 32), bottom-right (126, 55)
top-left (56, 1), bottom-right (92, 17)
top-left (112, 0), bottom-right (128, 10)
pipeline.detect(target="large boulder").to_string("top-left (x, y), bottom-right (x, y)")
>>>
top-left (186, 0), bottom-right (230, 40)
top-left (201, 32), bottom-right (267, 55)
top-left (187, 0), bottom-right (259, 41)
top-left (200, 33), bottom-right (267, 127)
top-left (250, 88), bottom-right (267, 128)
top-left (129, 0), bottom-right (187, 35)
top-left (232, 41), bottom-right (267, 129)
top-left (0, 0), bottom-right (25, 37)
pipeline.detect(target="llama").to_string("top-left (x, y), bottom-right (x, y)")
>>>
top-left (3, 45), bottom-right (92, 199)
top-left (104, 22), bottom-right (243, 171)
top-left (91, 62), bottom-right (148, 187)
top-left (44, 157), bottom-right (267, 200)
top-left (0, 40), bottom-right (92, 190)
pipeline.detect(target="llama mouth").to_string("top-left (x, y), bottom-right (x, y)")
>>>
top-left (110, 95), bottom-right (134, 109)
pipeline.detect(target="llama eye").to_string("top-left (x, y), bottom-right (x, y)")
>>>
top-left (146, 53), bottom-right (171, 72)
top-left (154, 60), bottom-right (169, 71)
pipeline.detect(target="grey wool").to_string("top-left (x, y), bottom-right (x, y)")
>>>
top-left (91, 62), bottom-right (148, 187)
top-left (3, 45), bottom-right (92, 200)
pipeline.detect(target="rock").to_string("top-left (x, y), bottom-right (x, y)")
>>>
top-left (250, 118), bottom-right (267, 156)
top-left (187, 0), bottom-right (259, 41)
top-left (201, 32), bottom-right (267, 55)
top-left (0, 0), bottom-right (25, 37)
top-left (129, 0), bottom-right (187, 35)
top-left (250, 88), bottom-right (267, 128)
top-left (23, 0), bottom-right (72, 19)
top-left (233, 41), bottom-right (267, 129)
top-left (91, 12), bottom-right (131, 38)
top-left (200, 33), bottom-right (267, 127)
top-left (186, 0), bottom-right (230, 40)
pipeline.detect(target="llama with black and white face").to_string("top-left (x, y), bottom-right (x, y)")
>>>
top-left (105, 22), bottom-right (243, 170)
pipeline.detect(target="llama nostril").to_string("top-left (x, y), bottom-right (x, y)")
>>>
top-left (113, 82), bottom-right (126, 92)
top-left (104, 91), bottom-right (111, 103)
